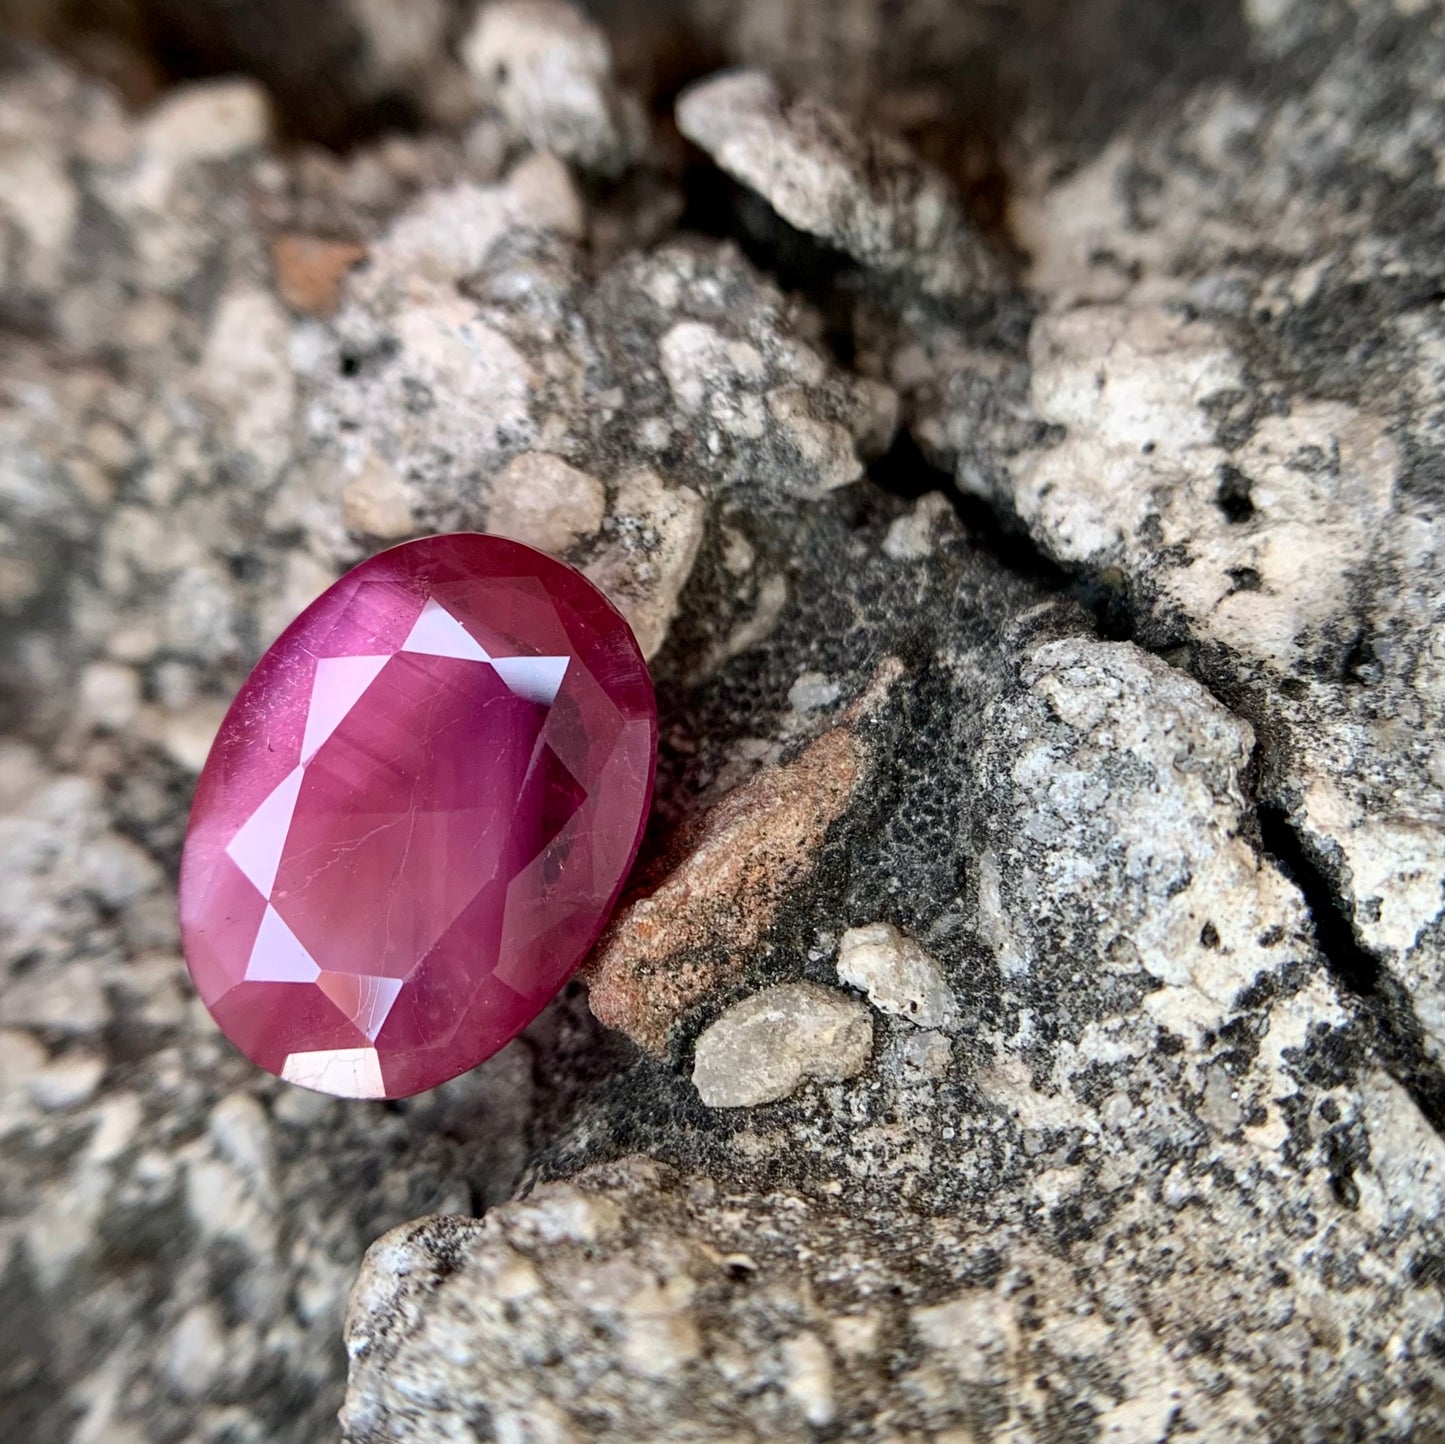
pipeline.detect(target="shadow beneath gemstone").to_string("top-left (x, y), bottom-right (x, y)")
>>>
top-left (515, 981), bottom-right (641, 1179)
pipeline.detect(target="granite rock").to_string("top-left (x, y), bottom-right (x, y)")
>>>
top-left (461, 0), bottom-right (650, 176)
top-left (996, 1), bottom-right (1445, 1067)
top-left (353, 494), bottom-right (1445, 1438)
top-left (686, 0), bottom-right (1445, 1064)
top-left (677, 68), bottom-right (1003, 299)
top-left (0, 26), bottom-right (898, 1440)
top-left (2, 3), bottom-right (1444, 1442)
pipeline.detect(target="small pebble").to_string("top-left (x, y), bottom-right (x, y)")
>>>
top-left (836, 922), bottom-right (956, 1030)
top-left (693, 982), bottom-right (873, 1107)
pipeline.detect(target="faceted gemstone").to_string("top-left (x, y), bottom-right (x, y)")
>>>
top-left (179, 535), bottom-right (656, 1098)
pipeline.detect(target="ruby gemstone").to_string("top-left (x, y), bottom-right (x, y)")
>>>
top-left (179, 535), bottom-right (657, 1099)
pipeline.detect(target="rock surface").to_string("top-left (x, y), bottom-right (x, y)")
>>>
top-left (461, 0), bottom-right (648, 176)
top-left (2, 2), bottom-right (1444, 1442)
top-left (852, 0), bottom-right (1445, 1067)
top-left (689, 0), bottom-right (1445, 1073)
top-left (677, 69), bottom-right (1002, 299)
top-left (346, 622), bottom-right (1445, 1440)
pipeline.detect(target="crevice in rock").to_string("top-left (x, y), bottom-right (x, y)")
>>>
top-left (1257, 808), bottom-right (1380, 996)
top-left (649, 132), bottom-right (1445, 1148)
top-left (865, 425), bottom-right (956, 502)
top-left (861, 395), bottom-right (1445, 1141)
top-left (863, 426), bottom-right (1142, 641)
top-left (1259, 804), bottom-right (1445, 1138)
top-left (865, 428), bottom-right (1074, 587)
top-left (0, 1), bottom-right (437, 149)
top-left (676, 167), bottom-right (863, 363)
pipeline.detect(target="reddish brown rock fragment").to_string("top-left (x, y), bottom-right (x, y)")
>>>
top-left (271, 234), bottom-right (367, 317)
top-left (586, 660), bottom-right (902, 1055)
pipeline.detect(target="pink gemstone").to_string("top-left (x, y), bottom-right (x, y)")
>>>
top-left (179, 535), bottom-right (656, 1099)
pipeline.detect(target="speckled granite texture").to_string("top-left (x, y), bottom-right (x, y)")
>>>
top-left (1, 1), bottom-right (1443, 1440)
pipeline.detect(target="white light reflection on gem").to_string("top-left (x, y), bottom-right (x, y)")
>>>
top-left (492, 655), bottom-right (569, 705)
top-left (401, 598), bottom-right (492, 661)
top-left (280, 1047), bottom-right (386, 1098)
top-left (301, 655), bottom-right (390, 763)
top-left (244, 904), bottom-right (322, 982)
top-left (226, 767), bottom-right (305, 895)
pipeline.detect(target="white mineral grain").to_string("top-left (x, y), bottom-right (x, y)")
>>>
top-left (836, 921), bottom-right (957, 1029)
top-left (462, 0), bottom-right (647, 174)
top-left (692, 982), bottom-right (873, 1107)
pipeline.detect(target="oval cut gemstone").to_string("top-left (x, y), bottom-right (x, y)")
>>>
top-left (179, 535), bottom-right (656, 1099)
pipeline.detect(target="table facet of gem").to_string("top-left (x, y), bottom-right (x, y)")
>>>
top-left (179, 534), bottom-right (657, 1099)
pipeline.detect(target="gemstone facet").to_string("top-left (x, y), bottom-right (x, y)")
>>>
top-left (179, 535), bottom-right (657, 1098)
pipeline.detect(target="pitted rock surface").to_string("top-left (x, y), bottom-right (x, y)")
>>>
top-left (686, 0), bottom-right (1445, 1071)
top-left (3, 3), bottom-right (1445, 1442)
top-left (346, 621), bottom-right (1445, 1440)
